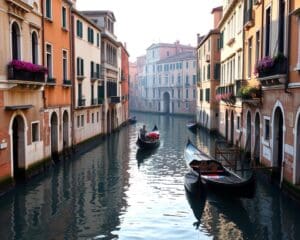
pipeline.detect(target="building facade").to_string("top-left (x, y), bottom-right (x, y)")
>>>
top-left (136, 42), bottom-right (197, 115)
top-left (120, 43), bottom-right (129, 124)
top-left (72, 10), bottom-right (103, 145)
top-left (218, 0), bottom-right (244, 145)
top-left (0, 0), bottom-right (46, 182)
top-left (81, 11), bottom-right (122, 133)
top-left (43, 0), bottom-right (74, 161)
top-left (197, 7), bottom-right (223, 131)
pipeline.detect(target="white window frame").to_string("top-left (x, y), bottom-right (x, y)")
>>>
top-left (45, 0), bottom-right (52, 20)
top-left (62, 6), bottom-right (67, 29)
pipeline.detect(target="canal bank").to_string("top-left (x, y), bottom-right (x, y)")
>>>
top-left (0, 113), bottom-right (300, 239)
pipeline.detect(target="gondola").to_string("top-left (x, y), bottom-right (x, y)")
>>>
top-left (128, 116), bottom-right (137, 124)
top-left (186, 122), bottom-right (197, 132)
top-left (136, 125), bottom-right (160, 150)
top-left (184, 139), bottom-right (255, 198)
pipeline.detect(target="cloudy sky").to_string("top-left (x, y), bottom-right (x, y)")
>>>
top-left (77, 0), bottom-right (223, 61)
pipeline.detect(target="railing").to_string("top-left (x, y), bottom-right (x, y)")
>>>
top-left (46, 78), bottom-right (56, 85)
top-left (63, 79), bottom-right (72, 86)
top-left (91, 72), bottom-right (99, 81)
top-left (91, 98), bottom-right (98, 105)
top-left (78, 98), bottom-right (86, 107)
top-left (110, 96), bottom-right (121, 104)
top-left (8, 67), bottom-right (45, 83)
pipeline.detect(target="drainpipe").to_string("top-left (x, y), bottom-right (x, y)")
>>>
top-left (280, 0), bottom-right (291, 188)
top-left (284, 0), bottom-right (292, 94)
top-left (70, 11), bottom-right (75, 150)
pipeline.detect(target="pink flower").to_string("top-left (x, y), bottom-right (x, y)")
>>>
top-left (9, 60), bottom-right (48, 74)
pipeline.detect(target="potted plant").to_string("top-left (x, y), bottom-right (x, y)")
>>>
top-left (237, 85), bottom-right (261, 99)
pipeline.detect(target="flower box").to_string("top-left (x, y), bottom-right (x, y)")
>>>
top-left (255, 54), bottom-right (287, 78)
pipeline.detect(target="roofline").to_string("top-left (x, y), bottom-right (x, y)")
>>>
top-left (80, 10), bottom-right (116, 21)
top-left (197, 29), bottom-right (220, 49)
top-left (72, 9), bottom-right (102, 32)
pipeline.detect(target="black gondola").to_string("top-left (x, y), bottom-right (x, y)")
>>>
top-left (184, 139), bottom-right (255, 198)
top-left (128, 116), bottom-right (137, 124)
top-left (186, 122), bottom-right (197, 132)
top-left (136, 125), bottom-right (160, 150)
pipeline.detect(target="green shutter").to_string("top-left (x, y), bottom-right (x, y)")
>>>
top-left (214, 63), bottom-right (220, 80)
top-left (207, 64), bottom-right (211, 79)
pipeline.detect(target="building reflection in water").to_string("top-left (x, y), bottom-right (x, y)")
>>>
top-left (0, 127), bottom-right (131, 240)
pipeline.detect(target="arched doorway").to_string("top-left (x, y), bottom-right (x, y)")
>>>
top-left (225, 110), bottom-right (228, 140)
top-left (273, 107), bottom-right (284, 172)
top-left (12, 22), bottom-right (21, 60)
top-left (245, 111), bottom-right (251, 155)
top-left (62, 111), bottom-right (69, 150)
top-left (230, 111), bottom-right (234, 145)
top-left (163, 92), bottom-right (170, 114)
top-left (254, 113), bottom-right (260, 165)
top-left (12, 115), bottom-right (25, 180)
top-left (50, 112), bottom-right (58, 161)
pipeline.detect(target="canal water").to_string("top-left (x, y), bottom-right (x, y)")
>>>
top-left (0, 113), bottom-right (300, 240)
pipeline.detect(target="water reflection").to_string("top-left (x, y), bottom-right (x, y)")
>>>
top-left (0, 113), bottom-right (300, 239)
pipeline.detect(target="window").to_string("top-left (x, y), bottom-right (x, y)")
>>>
top-left (45, 0), bottom-right (52, 19)
top-left (193, 75), bottom-right (196, 84)
top-left (91, 84), bottom-right (94, 104)
top-left (88, 27), bottom-right (94, 44)
top-left (31, 32), bottom-right (38, 64)
top-left (237, 116), bottom-right (241, 130)
top-left (46, 44), bottom-right (52, 78)
top-left (205, 88), bottom-right (210, 102)
top-left (92, 113), bottom-right (94, 123)
top-left (32, 122), bottom-right (39, 142)
top-left (193, 89), bottom-right (196, 98)
top-left (96, 64), bottom-right (100, 78)
top-left (264, 118), bottom-right (270, 140)
top-left (97, 112), bottom-right (99, 122)
top-left (76, 20), bottom-right (83, 38)
top-left (77, 57), bottom-right (84, 76)
top-left (207, 64), bottom-right (211, 79)
top-left (178, 89), bottom-right (180, 99)
top-left (186, 75), bottom-right (189, 84)
top-left (90, 61), bottom-right (94, 78)
top-left (278, 0), bottom-right (286, 54)
top-left (81, 115), bottom-right (84, 127)
top-left (265, 7), bottom-right (271, 56)
top-left (200, 89), bottom-right (203, 101)
top-left (62, 7), bottom-right (67, 29)
top-left (62, 50), bottom-right (67, 80)
top-left (77, 115), bottom-right (80, 128)
top-left (214, 63), bottom-right (220, 80)
top-left (97, 33), bottom-right (100, 47)
top-left (12, 22), bottom-right (21, 60)
top-left (248, 37), bottom-right (252, 78)
top-left (172, 89), bottom-right (174, 98)
top-left (186, 89), bottom-right (189, 99)
top-left (255, 31), bottom-right (260, 64)
top-left (186, 62), bottom-right (189, 69)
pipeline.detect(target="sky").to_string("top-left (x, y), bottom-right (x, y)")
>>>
top-left (76, 0), bottom-right (223, 62)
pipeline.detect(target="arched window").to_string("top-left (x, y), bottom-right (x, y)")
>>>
top-left (31, 32), bottom-right (38, 64)
top-left (12, 22), bottom-right (21, 60)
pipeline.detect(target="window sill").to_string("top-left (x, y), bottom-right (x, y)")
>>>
top-left (62, 27), bottom-right (68, 32)
top-left (294, 64), bottom-right (300, 71)
top-left (44, 17), bottom-right (53, 23)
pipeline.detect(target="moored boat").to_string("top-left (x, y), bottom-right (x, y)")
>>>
top-left (184, 139), bottom-right (255, 198)
top-left (186, 122), bottom-right (197, 132)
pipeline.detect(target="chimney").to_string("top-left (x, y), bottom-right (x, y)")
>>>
top-left (211, 6), bottom-right (223, 29)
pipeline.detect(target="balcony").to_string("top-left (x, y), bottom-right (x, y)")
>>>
top-left (256, 55), bottom-right (288, 87)
top-left (91, 72), bottom-right (99, 81)
top-left (98, 98), bottom-right (104, 104)
top-left (236, 85), bottom-right (262, 107)
top-left (63, 79), bottom-right (72, 87)
top-left (216, 84), bottom-right (235, 105)
top-left (7, 61), bottom-right (46, 85)
top-left (78, 98), bottom-right (86, 107)
top-left (244, 9), bottom-right (254, 29)
top-left (110, 96), bottom-right (121, 104)
top-left (46, 77), bottom-right (56, 86)
top-left (91, 98), bottom-right (98, 105)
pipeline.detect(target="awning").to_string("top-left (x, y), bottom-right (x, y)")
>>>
top-left (5, 105), bottom-right (33, 110)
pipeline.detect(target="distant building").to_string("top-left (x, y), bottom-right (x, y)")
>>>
top-left (197, 7), bottom-right (223, 131)
top-left (120, 43), bottom-right (130, 124)
top-left (135, 42), bottom-right (197, 115)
